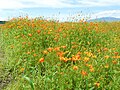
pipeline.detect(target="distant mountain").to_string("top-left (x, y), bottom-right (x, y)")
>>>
top-left (88, 17), bottom-right (120, 22)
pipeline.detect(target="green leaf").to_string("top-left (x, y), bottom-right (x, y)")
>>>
top-left (23, 76), bottom-right (34, 90)
top-left (89, 87), bottom-right (95, 90)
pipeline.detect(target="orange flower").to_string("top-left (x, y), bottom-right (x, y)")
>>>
top-left (27, 51), bottom-right (31, 54)
top-left (54, 47), bottom-right (60, 51)
top-left (85, 64), bottom-right (94, 72)
top-left (72, 56), bottom-right (77, 61)
top-left (54, 38), bottom-right (58, 42)
top-left (90, 68), bottom-right (94, 72)
top-left (37, 30), bottom-right (41, 34)
top-left (105, 64), bottom-right (109, 68)
top-left (85, 64), bottom-right (89, 67)
top-left (84, 52), bottom-right (89, 54)
top-left (59, 57), bottom-right (68, 62)
top-left (47, 47), bottom-right (53, 52)
top-left (33, 54), bottom-right (37, 57)
top-left (72, 45), bottom-right (78, 49)
top-left (32, 50), bottom-right (35, 52)
top-left (20, 68), bottom-right (25, 72)
top-left (112, 56), bottom-right (120, 59)
top-left (72, 54), bottom-right (81, 61)
top-left (103, 48), bottom-right (108, 51)
top-left (59, 72), bottom-right (64, 75)
top-left (48, 31), bottom-right (51, 34)
top-left (94, 82), bottom-right (100, 87)
top-left (73, 66), bottom-right (78, 70)
top-left (28, 33), bottom-right (32, 37)
top-left (76, 54), bottom-right (81, 59)
top-left (10, 45), bottom-right (14, 49)
top-left (39, 58), bottom-right (44, 63)
top-left (97, 49), bottom-right (101, 53)
top-left (104, 55), bottom-right (109, 59)
top-left (28, 42), bottom-right (31, 46)
top-left (22, 42), bottom-right (26, 45)
top-left (112, 60), bottom-right (117, 64)
top-left (77, 52), bottom-right (81, 55)
top-left (81, 70), bottom-right (88, 76)
top-left (89, 64), bottom-right (93, 69)
top-left (57, 51), bottom-right (64, 57)
top-left (61, 45), bottom-right (66, 49)
top-left (114, 52), bottom-right (119, 55)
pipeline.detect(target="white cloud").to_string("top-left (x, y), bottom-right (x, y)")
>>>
top-left (0, 0), bottom-right (24, 9)
top-left (0, 0), bottom-right (120, 10)
top-left (0, 0), bottom-right (120, 21)
top-left (91, 10), bottom-right (120, 19)
top-left (0, 0), bottom-right (73, 10)
top-left (77, 0), bottom-right (120, 7)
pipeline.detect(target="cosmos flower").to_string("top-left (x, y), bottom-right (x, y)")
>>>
top-left (39, 58), bottom-right (44, 63)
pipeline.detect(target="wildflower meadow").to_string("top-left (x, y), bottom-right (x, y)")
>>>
top-left (0, 17), bottom-right (120, 90)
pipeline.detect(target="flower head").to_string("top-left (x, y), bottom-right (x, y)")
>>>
top-left (20, 68), bottom-right (25, 72)
top-left (28, 33), bottom-right (32, 37)
top-left (73, 66), bottom-right (78, 70)
top-left (81, 70), bottom-right (88, 76)
top-left (94, 82), bottom-right (100, 87)
top-left (37, 30), bottom-right (41, 34)
top-left (39, 58), bottom-right (44, 63)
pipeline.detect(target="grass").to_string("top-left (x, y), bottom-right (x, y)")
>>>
top-left (0, 17), bottom-right (120, 90)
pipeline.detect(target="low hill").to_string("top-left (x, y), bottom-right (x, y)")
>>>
top-left (88, 17), bottom-right (120, 22)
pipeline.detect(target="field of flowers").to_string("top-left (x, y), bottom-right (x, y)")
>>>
top-left (0, 17), bottom-right (120, 90)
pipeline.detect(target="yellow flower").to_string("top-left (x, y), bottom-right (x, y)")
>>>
top-left (84, 52), bottom-right (93, 57)
top-left (83, 57), bottom-right (90, 62)
top-left (73, 66), bottom-right (78, 70)
top-left (87, 52), bottom-right (93, 57)
top-left (43, 50), bottom-right (48, 55)
top-left (92, 55), bottom-right (97, 58)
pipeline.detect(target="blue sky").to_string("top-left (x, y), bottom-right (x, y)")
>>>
top-left (0, 0), bottom-right (120, 21)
